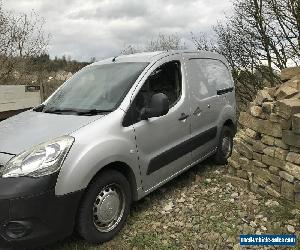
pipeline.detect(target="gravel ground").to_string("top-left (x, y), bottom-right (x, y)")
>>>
top-left (46, 160), bottom-right (300, 250)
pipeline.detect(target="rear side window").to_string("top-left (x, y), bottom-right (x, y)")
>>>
top-left (188, 59), bottom-right (232, 99)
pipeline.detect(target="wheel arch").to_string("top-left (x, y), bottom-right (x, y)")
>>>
top-left (88, 161), bottom-right (139, 201)
top-left (223, 118), bottom-right (236, 134)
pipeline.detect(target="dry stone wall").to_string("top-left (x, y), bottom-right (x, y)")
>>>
top-left (228, 67), bottom-right (300, 207)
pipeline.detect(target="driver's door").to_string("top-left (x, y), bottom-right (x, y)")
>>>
top-left (124, 56), bottom-right (192, 192)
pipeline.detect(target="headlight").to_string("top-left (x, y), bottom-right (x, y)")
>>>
top-left (1, 136), bottom-right (74, 178)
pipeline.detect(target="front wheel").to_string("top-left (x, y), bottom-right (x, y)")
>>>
top-left (76, 170), bottom-right (132, 243)
top-left (214, 126), bottom-right (234, 165)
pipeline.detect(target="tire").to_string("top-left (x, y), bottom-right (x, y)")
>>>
top-left (76, 169), bottom-right (132, 244)
top-left (214, 126), bottom-right (234, 165)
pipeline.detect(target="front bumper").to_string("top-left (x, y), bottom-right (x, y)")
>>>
top-left (0, 174), bottom-right (84, 248)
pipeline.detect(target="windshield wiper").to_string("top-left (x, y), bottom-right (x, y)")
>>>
top-left (33, 104), bottom-right (45, 112)
top-left (43, 108), bottom-right (111, 116)
top-left (76, 109), bottom-right (112, 116)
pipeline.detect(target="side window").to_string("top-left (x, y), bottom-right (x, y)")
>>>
top-left (205, 60), bottom-right (232, 91)
top-left (123, 61), bottom-right (182, 127)
top-left (188, 59), bottom-right (232, 99)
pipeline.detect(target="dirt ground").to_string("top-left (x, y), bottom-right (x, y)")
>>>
top-left (44, 160), bottom-right (300, 250)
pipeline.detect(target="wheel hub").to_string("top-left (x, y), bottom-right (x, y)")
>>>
top-left (93, 184), bottom-right (125, 232)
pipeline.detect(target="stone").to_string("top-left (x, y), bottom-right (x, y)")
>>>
top-left (281, 162), bottom-right (300, 180)
top-left (292, 113), bottom-right (300, 134)
top-left (235, 138), bottom-right (253, 159)
top-left (265, 199), bottom-right (280, 207)
top-left (254, 89), bottom-right (273, 106)
top-left (228, 158), bottom-right (240, 169)
top-left (266, 185), bottom-right (281, 198)
top-left (250, 221), bottom-right (257, 228)
top-left (242, 135), bottom-right (256, 145)
top-left (257, 187), bottom-right (268, 196)
top-left (271, 183), bottom-right (281, 192)
top-left (267, 87), bottom-right (277, 98)
top-left (282, 130), bottom-right (300, 148)
top-left (286, 152), bottom-right (300, 165)
top-left (275, 99), bottom-right (300, 119)
top-left (274, 138), bottom-right (289, 149)
top-left (228, 166), bottom-right (236, 175)
top-left (291, 146), bottom-right (300, 153)
top-left (231, 148), bottom-right (240, 162)
top-left (262, 155), bottom-right (285, 169)
top-left (281, 181), bottom-right (295, 201)
top-left (269, 166), bottom-right (279, 174)
top-left (237, 170), bottom-right (248, 179)
top-left (279, 171), bottom-right (295, 183)
top-left (269, 114), bottom-right (292, 130)
top-left (253, 167), bottom-right (271, 181)
top-left (239, 157), bottom-right (250, 165)
top-left (245, 128), bottom-right (260, 139)
top-left (253, 175), bottom-right (268, 187)
top-left (239, 112), bottom-right (282, 137)
top-left (286, 225), bottom-right (295, 233)
top-left (262, 102), bottom-right (274, 114)
top-left (275, 84), bottom-right (298, 100)
top-left (261, 135), bottom-right (275, 145)
top-left (269, 113), bottom-right (281, 122)
top-left (250, 182), bottom-right (259, 192)
top-left (241, 164), bottom-right (254, 173)
top-left (239, 158), bottom-right (253, 172)
top-left (225, 175), bottom-right (249, 189)
top-left (263, 147), bottom-right (275, 157)
top-left (269, 173), bottom-right (281, 186)
top-left (250, 105), bottom-right (265, 118)
top-left (253, 152), bottom-right (262, 161)
top-left (295, 193), bottom-right (300, 206)
top-left (231, 192), bottom-right (239, 198)
top-left (294, 181), bottom-right (300, 192)
top-left (253, 160), bottom-right (267, 168)
top-left (274, 147), bottom-right (289, 160)
top-left (281, 67), bottom-right (300, 81)
top-left (252, 140), bottom-right (267, 153)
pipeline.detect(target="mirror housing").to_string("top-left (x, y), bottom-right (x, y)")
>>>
top-left (141, 93), bottom-right (169, 120)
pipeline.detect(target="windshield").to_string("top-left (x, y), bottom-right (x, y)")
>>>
top-left (43, 62), bottom-right (148, 113)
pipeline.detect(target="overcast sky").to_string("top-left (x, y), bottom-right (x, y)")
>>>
top-left (4, 0), bottom-right (233, 62)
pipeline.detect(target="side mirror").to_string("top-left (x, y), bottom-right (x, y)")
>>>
top-left (141, 93), bottom-right (169, 120)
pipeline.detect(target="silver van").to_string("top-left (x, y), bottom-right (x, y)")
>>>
top-left (0, 51), bottom-right (236, 247)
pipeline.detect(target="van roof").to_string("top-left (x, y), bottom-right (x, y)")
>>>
top-left (92, 50), bottom-right (229, 66)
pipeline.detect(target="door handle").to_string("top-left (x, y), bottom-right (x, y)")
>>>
top-left (178, 113), bottom-right (189, 121)
top-left (193, 107), bottom-right (202, 116)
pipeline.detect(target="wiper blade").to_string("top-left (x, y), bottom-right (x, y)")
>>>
top-left (43, 108), bottom-right (111, 115)
top-left (33, 104), bottom-right (45, 112)
top-left (43, 108), bottom-right (78, 114)
top-left (76, 109), bottom-right (112, 116)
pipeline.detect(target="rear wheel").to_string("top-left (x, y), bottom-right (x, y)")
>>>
top-left (214, 126), bottom-right (234, 164)
top-left (76, 170), bottom-right (132, 243)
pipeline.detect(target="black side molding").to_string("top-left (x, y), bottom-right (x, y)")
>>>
top-left (147, 126), bottom-right (217, 175)
top-left (217, 87), bottom-right (234, 95)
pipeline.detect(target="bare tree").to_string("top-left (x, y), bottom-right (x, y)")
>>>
top-left (146, 33), bottom-right (186, 51)
top-left (0, 4), bottom-right (49, 82)
top-left (121, 44), bottom-right (139, 55)
top-left (121, 33), bottom-right (186, 55)
top-left (191, 0), bottom-right (300, 113)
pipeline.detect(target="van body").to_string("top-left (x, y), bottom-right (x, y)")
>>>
top-left (0, 51), bottom-right (236, 247)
